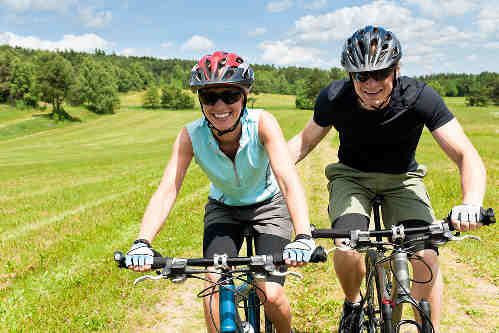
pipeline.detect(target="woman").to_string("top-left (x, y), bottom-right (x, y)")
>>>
top-left (126, 51), bottom-right (315, 333)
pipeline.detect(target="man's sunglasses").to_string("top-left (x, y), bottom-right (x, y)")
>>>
top-left (352, 66), bottom-right (395, 83)
top-left (198, 89), bottom-right (243, 106)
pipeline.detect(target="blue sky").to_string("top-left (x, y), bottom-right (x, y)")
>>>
top-left (0, 0), bottom-right (498, 77)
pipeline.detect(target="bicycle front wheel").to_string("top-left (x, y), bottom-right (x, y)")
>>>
top-left (365, 250), bottom-right (391, 333)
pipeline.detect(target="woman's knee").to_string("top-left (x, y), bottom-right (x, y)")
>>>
top-left (257, 282), bottom-right (286, 305)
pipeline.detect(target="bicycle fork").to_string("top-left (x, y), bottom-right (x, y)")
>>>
top-left (390, 251), bottom-right (432, 333)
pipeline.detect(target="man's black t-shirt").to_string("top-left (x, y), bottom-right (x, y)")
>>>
top-left (313, 76), bottom-right (454, 174)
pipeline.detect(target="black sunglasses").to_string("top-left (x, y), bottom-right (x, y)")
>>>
top-left (352, 66), bottom-right (395, 83)
top-left (198, 89), bottom-right (243, 106)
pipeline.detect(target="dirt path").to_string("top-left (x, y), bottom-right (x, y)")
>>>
top-left (130, 133), bottom-right (499, 333)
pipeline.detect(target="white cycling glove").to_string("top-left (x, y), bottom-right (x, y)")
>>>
top-left (450, 204), bottom-right (482, 223)
top-left (125, 239), bottom-right (154, 267)
top-left (283, 235), bottom-right (316, 263)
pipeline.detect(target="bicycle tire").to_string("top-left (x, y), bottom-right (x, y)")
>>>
top-left (365, 250), bottom-right (391, 333)
top-left (264, 314), bottom-right (275, 333)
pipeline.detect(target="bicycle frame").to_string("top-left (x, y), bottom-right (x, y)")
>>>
top-left (218, 227), bottom-right (269, 333)
top-left (367, 195), bottom-right (433, 333)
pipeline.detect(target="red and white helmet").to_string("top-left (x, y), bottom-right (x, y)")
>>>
top-left (189, 51), bottom-right (254, 91)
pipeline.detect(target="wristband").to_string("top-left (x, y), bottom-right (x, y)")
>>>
top-left (294, 234), bottom-right (312, 241)
top-left (134, 238), bottom-right (151, 247)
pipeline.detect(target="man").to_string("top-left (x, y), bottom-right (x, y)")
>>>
top-left (288, 26), bottom-right (486, 333)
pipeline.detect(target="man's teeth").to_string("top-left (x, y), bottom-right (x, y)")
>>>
top-left (214, 113), bottom-right (230, 119)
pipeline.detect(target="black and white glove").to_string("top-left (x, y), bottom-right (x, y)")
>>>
top-left (450, 204), bottom-right (482, 223)
top-left (283, 234), bottom-right (316, 263)
top-left (125, 239), bottom-right (154, 267)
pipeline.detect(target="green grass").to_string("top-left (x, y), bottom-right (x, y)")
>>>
top-left (0, 95), bottom-right (497, 332)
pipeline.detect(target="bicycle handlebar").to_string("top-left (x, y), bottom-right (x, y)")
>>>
top-left (114, 252), bottom-right (286, 269)
top-left (114, 250), bottom-right (325, 285)
top-left (309, 208), bottom-right (495, 262)
top-left (311, 207), bottom-right (495, 240)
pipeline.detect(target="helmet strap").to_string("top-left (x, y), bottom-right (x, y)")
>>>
top-left (200, 94), bottom-right (247, 136)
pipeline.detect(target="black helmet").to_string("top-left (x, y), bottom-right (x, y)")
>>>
top-left (341, 26), bottom-right (402, 72)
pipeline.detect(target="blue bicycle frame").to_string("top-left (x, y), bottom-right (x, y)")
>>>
top-left (218, 227), bottom-right (267, 333)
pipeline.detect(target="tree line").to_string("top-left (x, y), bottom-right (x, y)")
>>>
top-left (0, 45), bottom-right (497, 119)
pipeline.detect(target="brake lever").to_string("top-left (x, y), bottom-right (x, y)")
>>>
top-left (270, 270), bottom-right (303, 279)
top-left (446, 232), bottom-right (481, 242)
top-left (133, 274), bottom-right (165, 285)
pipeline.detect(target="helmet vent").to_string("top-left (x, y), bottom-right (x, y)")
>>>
top-left (369, 39), bottom-right (378, 65)
top-left (223, 68), bottom-right (235, 79)
top-left (236, 57), bottom-right (243, 64)
top-left (377, 51), bottom-right (387, 64)
top-left (392, 47), bottom-right (399, 58)
top-left (385, 33), bottom-right (392, 41)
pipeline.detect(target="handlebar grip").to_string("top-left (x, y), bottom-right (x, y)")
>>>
top-left (114, 251), bottom-right (126, 268)
top-left (481, 208), bottom-right (496, 226)
top-left (113, 251), bottom-right (168, 269)
top-left (310, 246), bottom-right (328, 263)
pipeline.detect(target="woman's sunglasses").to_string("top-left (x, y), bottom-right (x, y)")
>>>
top-left (198, 89), bottom-right (243, 106)
top-left (352, 66), bottom-right (395, 83)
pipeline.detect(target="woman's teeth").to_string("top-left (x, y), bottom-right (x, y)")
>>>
top-left (214, 113), bottom-right (230, 119)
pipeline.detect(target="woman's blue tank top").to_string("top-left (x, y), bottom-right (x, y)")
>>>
top-left (186, 109), bottom-right (279, 206)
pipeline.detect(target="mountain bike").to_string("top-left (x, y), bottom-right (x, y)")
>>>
top-left (311, 196), bottom-right (495, 333)
top-left (115, 226), bottom-right (322, 333)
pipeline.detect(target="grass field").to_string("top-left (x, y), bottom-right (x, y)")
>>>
top-left (0, 92), bottom-right (497, 332)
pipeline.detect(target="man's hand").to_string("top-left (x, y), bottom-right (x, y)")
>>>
top-left (283, 234), bottom-right (316, 267)
top-left (449, 204), bottom-right (482, 232)
top-left (126, 239), bottom-right (154, 272)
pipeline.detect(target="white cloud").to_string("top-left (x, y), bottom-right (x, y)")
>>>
top-left (161, 42), bottom-right (173, 48)
top-left (403, 0), bottom-right (476, 17)
top-left (474, 5), bottom-right (499, 35)
top-left (303, 0), bottom-right (327, 10)
top-left (293, 0), bottom-right (429, 42)
top-left (466, 54), bottom-right (478, 61)
top-left (0, 0), bottom-right (75, 12)
top-left (258, 39), bottom-right (331, 67)
top-left (79, 7), bottom-right (112, 28)
top-left (266, 0), bottom-right (293, 13)
top-left (0, 32), bottom-right (112, 51)
top-left (248, 28), bottom-right (267, 37)
top-left (181, 35), bottom-right (214, 52)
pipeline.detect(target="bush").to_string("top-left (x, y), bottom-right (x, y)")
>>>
top-left (143, 85), bottom-right (160, 109)
top-left (161, 85), bottom-right (195, 109)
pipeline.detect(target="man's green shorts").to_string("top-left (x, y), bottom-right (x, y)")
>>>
top-left (325, 163), bottom-right (436, 227)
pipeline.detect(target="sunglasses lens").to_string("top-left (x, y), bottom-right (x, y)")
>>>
top-left (354, 66), bottom-right (394, 82)
top-left (199, 89), bottom-right (241, 105)
top-left (198, 91), bottom-right (215, 105)
top-left (373, 67), bottom-right (393, 81)
top-left (220, 90), bottom-right (242, 104)
top-left (354, 73), bottom-right (370, 82)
